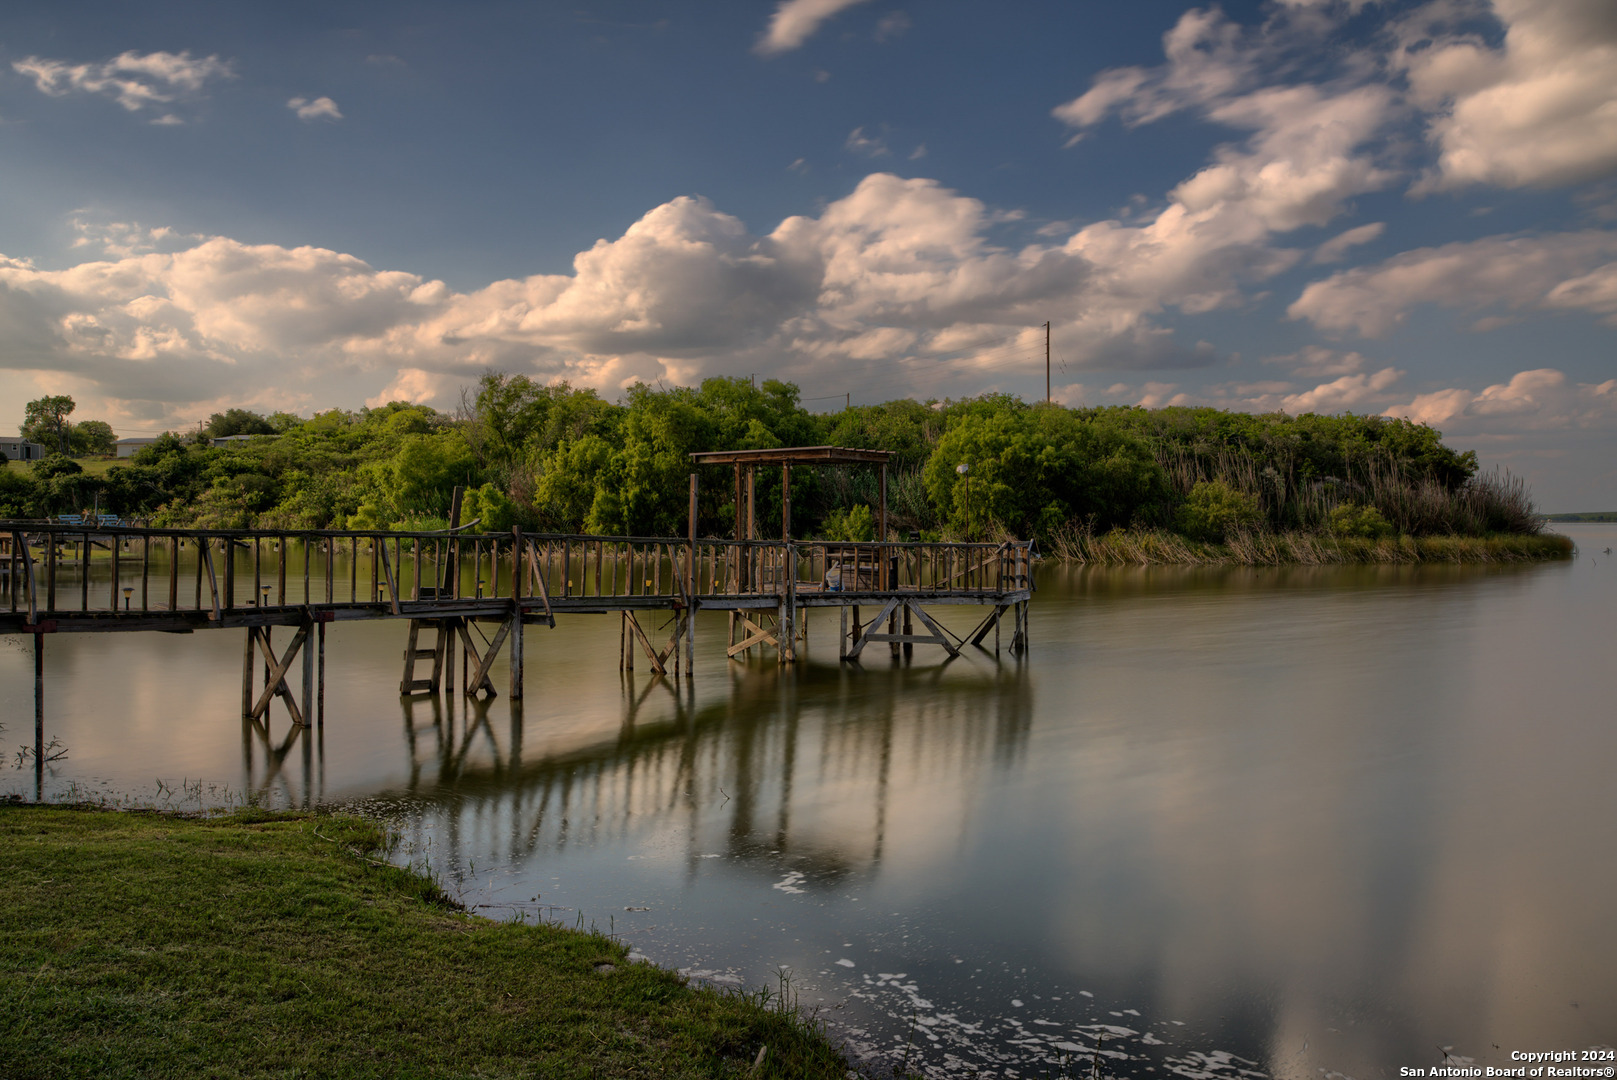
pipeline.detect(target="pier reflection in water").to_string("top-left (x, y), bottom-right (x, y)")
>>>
top-left (4, 532), bottom-right (1615, 1079)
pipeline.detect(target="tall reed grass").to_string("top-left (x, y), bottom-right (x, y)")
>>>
top-left (1047, 523), bottom-right (1572, 565)
top-left (1157, 448), bottom-right (1542, 537)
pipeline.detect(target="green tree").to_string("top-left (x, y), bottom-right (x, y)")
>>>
top-left (22, 395), bottom-right (75, 453)
top-left (69, 420), bottom-right (118, 456)
top-left (204, 409), bottom-right (277, 438)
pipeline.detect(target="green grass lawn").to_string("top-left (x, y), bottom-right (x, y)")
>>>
top-left (0, 806), bottom-right (851, 1080)
top-left (4, 457), bottom-right (121, 477)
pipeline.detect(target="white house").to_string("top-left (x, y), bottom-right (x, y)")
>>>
top-left (0, 439), bottom-right (46, 462)
top-left (116, 437), bottom-right (162, 458)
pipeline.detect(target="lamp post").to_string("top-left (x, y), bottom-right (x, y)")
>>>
top-left (955, 463), bottom-right (971, 541)
top-left (259, 585), bottom-right (271, 607)
top-left (122, 586), bottom-right (132, 611)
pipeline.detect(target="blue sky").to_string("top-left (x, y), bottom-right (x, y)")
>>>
top-left (2, 0), bottom-right (1614, 509)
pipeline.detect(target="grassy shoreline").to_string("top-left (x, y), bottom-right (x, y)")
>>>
top-left (1046, 528), bottom-right (1574, 565)
top-left (0, 806), bottom-right (851, 1079)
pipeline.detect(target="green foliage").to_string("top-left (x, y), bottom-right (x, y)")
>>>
top-left (1175, 479), bottom-right (1263, 543)
top-left (1328, 502), bottom-right (1393, 538)
top-left (820, 504), bottom-right (875, 541)
top-left (31, 454), bottom-right (83, 481)
top-left (21, 395), bottom-right (75, 452)
top-left (204, 408), bottom-right (277, 438)
top-left (68, 419), bottom-right (117, 456)
top-left (5, 373), bottom-right (1527, 548)
top-left (460, 482), bottom-right (518, 532)
top-left (923, 403), bottom-right (1168, 539)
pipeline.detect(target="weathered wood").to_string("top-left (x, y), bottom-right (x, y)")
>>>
top-left (845, 597), bottom-right (902, 660)
top-left (905, 602), bottom-right (961, 658)
top-left (249, 624), bottom-right (309, 724)
top-left (456, 617), bottom-right (508, 698)
top-left (378, 540), bottom-right (401, 615)
top-left (201, 541), bottom-right (222, 621)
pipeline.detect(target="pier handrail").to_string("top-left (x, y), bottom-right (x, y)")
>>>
top-left (2, 521), bottom-right (1033, 622)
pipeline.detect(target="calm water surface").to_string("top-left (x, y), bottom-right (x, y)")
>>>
top-left (4, 524), bottom-right (1614, 1078)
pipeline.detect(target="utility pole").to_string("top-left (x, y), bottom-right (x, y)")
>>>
top-left (846, 392), bottom-right (850, 412)
top-left (1045, 321), bottom-right (1051, 404)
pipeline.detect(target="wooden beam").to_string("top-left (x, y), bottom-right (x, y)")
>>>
top-left (248, 624), bottom-right (309, 724)
top-left (904, 602), bottom-right (961, 657)
top-left (378, 540), bottom-right (401, 615)
top-left (845, 597), bottom-right (901, 659)
top-left (201, 540), bottom-right (222, 621)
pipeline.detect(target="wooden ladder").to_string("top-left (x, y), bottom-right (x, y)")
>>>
top-left (399, 619), bottom-right (450, 695)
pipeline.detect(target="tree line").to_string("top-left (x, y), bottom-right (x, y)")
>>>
top-left (2, 374), bottom-right (1536, 542)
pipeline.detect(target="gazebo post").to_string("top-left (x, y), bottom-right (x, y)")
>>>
top-left (878, 463), bottom-right (889, 588)
top-left (781, 463), bottom-right (791, 540)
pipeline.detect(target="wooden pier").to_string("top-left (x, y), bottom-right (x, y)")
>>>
top-left (3, 449), bottom-right (1033, 796)
top-left (2, 519), bottom-right (1032, 729)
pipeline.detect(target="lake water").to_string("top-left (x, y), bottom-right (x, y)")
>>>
top-left (4, 525), bottom-right (1614, 1078)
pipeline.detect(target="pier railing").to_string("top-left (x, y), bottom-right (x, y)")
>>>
top-left (3, 524), bottom-right (1034, 623)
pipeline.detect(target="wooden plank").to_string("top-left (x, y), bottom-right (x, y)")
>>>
top-left (201, 541), bottom-right (222, 621)
top-left (14, 532), bottom-right (37, 624)
top-left (524, 542), bottom-right (554, 626)
top-left (378, 540), bottom-right (401, 615)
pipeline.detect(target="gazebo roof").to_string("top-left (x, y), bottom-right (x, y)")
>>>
top-left (688, 445), bottom-right (890, 467)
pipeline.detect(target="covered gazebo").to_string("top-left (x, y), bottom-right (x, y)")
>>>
top-left (687, 445), bottom-right (892, 543)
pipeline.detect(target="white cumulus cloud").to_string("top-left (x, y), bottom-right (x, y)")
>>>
top-left (288, 96), bottom-right (343, 122)
top-left (1289, 231), bottom-right (1617, 336)
top-left (1385, 368), bottom-right (1617, 433)
top-left (12, 50), bottom-right (232, 118)
top-left (1396, 0), bottom-right (1617, 191)
top-left (756, 0), bottom-right (874, 56)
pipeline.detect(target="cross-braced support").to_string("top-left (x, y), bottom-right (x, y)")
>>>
top-left (622, 608), bottom-right (689, 675)
top-left (841, 598), bottom-right (961, 661)
top-left (242, 620), bottom-right (313, 725)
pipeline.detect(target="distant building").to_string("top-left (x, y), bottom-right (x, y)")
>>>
top-left (0, 439), bottom-right (47, 462)
top-left (211, 434), bottom-right (279, 447)
top-left (116, 437), bottom-right (161, 458)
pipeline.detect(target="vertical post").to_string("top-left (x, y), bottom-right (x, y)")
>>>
top-left (317, 619), bottom-right (326, 727)
top-left (687, 472), bottom-right (698, 677)
top-left (301, 617), bottom-right (314, 727)
top-left (223, 536), bottom-right (234, 613)
top-left (746, 468), bottom-right (756, 541)
top-left (781, 463), bottom-right (791, 540)
top-left (840, 604), bottom-right (849, 661)
top-left (168, 537), bottom-right (178, 612)
top-left (878, 463), bottom-right (888, 589)
top-left (34, 631), bottom-right (45, 796)
top-left (242, 628), bottom-right (255, 719)
top-left (510, 605), bottom-right (524, 700)
top-left (141, 535), bottom-right (150, 612)
top-left (1046, 319), bottom-right (1051, 404)
top-left (111, 533), bottom-right (120, 612)
top-left (902, 601), bottom-right (913, 661)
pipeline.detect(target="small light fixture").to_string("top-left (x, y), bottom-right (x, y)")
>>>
top-left (122, 586), bottom-right (133, 611)
top-left (260, 585), bottom-right (272, 606)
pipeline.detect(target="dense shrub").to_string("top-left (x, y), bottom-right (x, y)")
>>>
top-left (1175, 480), bottom-right (1262, 542)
